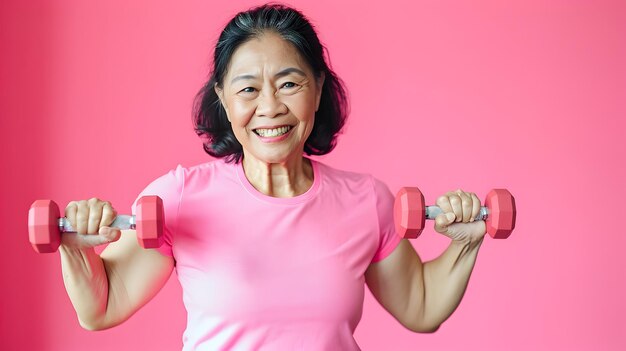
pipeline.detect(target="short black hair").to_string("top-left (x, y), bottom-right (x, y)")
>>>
top-left (193, 3), bottom-right (349, 163)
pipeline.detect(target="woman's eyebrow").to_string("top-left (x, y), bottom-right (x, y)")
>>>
top-left (274, 67), bottom-right (307, 79)
top-left (230, 67), bottom-right (307, 84)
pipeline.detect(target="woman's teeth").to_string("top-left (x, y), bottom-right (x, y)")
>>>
top-left (255, 126), bottom-right (291, 137)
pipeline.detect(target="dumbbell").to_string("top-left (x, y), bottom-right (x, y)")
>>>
top-left (394, 188), bottom-right (516, 239)
top-left (28, 196), bottom-right (164, 253)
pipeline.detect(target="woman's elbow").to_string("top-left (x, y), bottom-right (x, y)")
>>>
top-left (404, 320), bottom-right (441, 334)
top-left (78, 317), bottom-right (117, 331)
top-left (417, 324), bottom-right (441, 333)
top-left (79, 319), bottom-right (103, 331)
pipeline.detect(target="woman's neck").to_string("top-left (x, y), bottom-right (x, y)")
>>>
top-left (242, 154), bottom-right (313, 198)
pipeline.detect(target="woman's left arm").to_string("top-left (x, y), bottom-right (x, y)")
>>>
top-left (365, 189), bottom-right (486, 333)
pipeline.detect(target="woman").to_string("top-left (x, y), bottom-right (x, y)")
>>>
top-left (60, 4), bottom-right (487, 350)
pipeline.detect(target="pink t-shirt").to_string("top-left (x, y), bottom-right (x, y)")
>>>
top-left (132, 158), bottom-right (402, 350)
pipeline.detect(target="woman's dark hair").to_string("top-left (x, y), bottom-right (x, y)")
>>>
top-left (193, 3), bottom-right (349, 163)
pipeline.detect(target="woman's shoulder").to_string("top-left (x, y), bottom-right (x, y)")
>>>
top-left (168, 158), bottom-right (234, 175)
top-left (313, 158), bottom-right (383, 189)
top-left (151, 158), bottom-right (236, 186)
top-left (313, 159), bottom-right (394, 209)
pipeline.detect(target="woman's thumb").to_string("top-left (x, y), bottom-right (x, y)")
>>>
top-left (434, 212), bottom-right (456, 234)
top-left (98, 226), bottom-right (122, 243)
top-left (60, 227), bottom-right (122, 249)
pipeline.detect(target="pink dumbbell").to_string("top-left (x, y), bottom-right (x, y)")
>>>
top-left (28, 196), bottom-right (164, 253)
top-left (394, 188), bottom-right (516, 239)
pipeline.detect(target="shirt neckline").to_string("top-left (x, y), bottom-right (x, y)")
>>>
top-left (235, 157), bottom-right (322, 205)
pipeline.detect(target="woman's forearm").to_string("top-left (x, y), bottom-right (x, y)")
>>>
top-left (421, 237), bottom-right (484, 328)
top-left (59, 246), bottom-right (109, 330)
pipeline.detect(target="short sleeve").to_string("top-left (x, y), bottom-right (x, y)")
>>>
top-left (370, 177), bottom-right (403, 263)
top-left (131, 164), bottom-right (185, 258)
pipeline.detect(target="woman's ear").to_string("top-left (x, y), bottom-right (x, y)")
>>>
top-left (214, 83), bottom-right (225, 108)
top-left (315, 72), bottom-right (325, 112)
top-left (214, 83), bottom-right (230, 121)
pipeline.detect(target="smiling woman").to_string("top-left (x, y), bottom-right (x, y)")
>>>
top-left (193, 6), bottom-right (348, 166)
top-left (213, 32), bottom-right (326, 193)
top-left (56, 3), bottom-right (489, 351)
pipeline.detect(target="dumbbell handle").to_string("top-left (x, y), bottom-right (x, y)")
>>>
top-left (58, 215), bottom-right (136, 233)
top-left (425, 206), bottom-right (489, 221)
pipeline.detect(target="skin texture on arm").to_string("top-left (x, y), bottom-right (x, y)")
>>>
top-left (365, 229), bottom-right (484, 333)
top-left (98, 230), bottom-right (175, 329)
top-left (61, 230), bottom-right (174, 330)
top-left (365, 239), bottom-right (433, 333)
top-left (365, 189), bottom-right (487, 332)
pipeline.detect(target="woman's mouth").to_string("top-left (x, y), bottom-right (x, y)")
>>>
top-left (253, 126), bottom-right (293, 138)
top-left (252, 125), bottom-right (294, 143)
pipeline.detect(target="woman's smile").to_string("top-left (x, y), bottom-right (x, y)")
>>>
top-left (253, 125), bottom-right (294, 142)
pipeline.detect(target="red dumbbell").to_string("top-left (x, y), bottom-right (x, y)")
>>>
top-left (28, 196), bottom-right (164, 253)
top-left (394, 188), bottom-right (516, 239)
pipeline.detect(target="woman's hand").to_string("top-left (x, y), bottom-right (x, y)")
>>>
top-left (434, 189), bottom-right (487, 244)
top-left (62, 198), bottom-right (122, 250)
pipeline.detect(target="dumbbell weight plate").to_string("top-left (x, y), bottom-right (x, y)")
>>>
top-left (135, 195), bottom-right (164, 249)
top-left (393, 187), bottom-right (426, 239)
top-left (28, 200), bottom-right (61, 253)
top-left (484, 189), bottom-right (516, 239)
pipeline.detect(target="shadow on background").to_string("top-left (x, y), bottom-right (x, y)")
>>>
top-left (0, 1), bottom-right (55, 349)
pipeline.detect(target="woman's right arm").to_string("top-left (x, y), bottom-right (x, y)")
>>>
top-left (60, 199), bottom-right (174, 330)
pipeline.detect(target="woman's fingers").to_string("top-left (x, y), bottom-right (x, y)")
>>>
top-left (438, 189), bottom-right (481, 223)
top-left (65, 201), bottom-right (78, 231)
top-left (470, 192), bottom-right (481, 222)
top-left (75, 200), bottom-right (89, 234)
top-left (434, 190), bottom-right (486, 242)
top-left (100, 201), bottom-right (117, 228)
top-left (88, 198), bottom-right (104, 234)
top-left (455, 190), bottom-right (473, 222)
top-left (66, 198), bottom-right (116, 234)
top-left (62, 198), bottom-right (119, 250)
top-left (436, 194), bottom-right (455, 222)
top-left (445, 190), bottom-right (463, 222)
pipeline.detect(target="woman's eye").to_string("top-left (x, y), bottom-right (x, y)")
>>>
top-left (281, 82), bottom-right (297, 89)
top-left (240, 87), bottom-right (256, 93)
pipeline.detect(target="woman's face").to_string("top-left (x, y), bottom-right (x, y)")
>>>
top-left (215, 32), bottom-right (325, 164)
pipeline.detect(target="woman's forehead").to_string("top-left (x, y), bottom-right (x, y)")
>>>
top-left (226, 34), bottom-right (311, 78)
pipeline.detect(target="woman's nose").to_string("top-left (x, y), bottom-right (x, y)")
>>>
top-left (255, 90), bottom-right (287, 118)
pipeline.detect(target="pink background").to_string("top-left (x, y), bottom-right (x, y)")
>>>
top-left (1, 0), bottom-right (625, 350)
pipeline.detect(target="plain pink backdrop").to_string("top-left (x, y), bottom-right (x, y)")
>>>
top-left (1, 0), bottom-right (625, 350)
